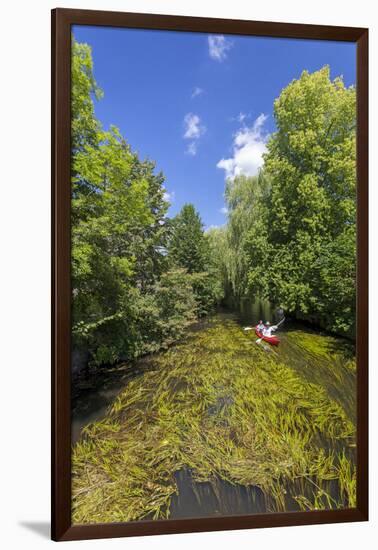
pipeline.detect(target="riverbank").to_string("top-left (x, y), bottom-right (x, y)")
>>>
top-left (72, 313), bottom-right (356, 523)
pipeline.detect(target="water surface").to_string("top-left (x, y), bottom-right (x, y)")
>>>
top-left (72, 309), bottom-right (356, 522)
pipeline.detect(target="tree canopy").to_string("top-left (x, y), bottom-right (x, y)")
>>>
top-left (168, 204), bottom-right (207, 273)
top-left (72, 39), bottom-right (356, 372)
top-left (212, 66), bottom-right (356, 336)
top-left (71, 39), bottom-right (223, 368)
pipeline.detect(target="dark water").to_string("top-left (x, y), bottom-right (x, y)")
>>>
top-left (71, 361), bottom-right (155, 444)
top-left (238, 297), bottom-right (277, 325)
top-left (170, 469), bottom-right (266, 518)
top-left (168, 469), bottom-right (342, 518)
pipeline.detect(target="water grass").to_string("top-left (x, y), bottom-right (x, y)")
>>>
top-left (72, 315), bottom-right (356, 523)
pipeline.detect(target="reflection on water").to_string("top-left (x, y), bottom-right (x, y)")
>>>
top-left (238, 297), bottom-right (277, 326)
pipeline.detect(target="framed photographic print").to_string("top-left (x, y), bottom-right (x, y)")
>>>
top-left (52, 8), bottom-right (368, 541)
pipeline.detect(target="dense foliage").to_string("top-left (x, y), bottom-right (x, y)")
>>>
top-left (72, 38), bottom-right (356, 371)
top-left (71, 40), bottom-right (221, 368)
top-left (212, 67), bottom-right (356, 336)
top-left (71, 43), bottom-right (357, 522)
top-left (168, 204), bottom-right (224, 316)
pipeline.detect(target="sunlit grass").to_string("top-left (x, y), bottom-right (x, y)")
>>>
top-left (72, 317), bottom-right (356, 523)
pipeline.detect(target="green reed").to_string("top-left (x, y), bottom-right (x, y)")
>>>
top-left (72, 316), bottom-right (356, 523)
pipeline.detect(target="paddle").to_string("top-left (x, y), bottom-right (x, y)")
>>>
top-left (275, 316), bottom-right (286, 328)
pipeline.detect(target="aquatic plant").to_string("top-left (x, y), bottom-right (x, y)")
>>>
top-left (72, 316), bottom-right (356, 523)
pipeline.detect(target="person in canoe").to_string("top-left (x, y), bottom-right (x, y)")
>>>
top-left (255, 317), bottom-right (284, 347)
top-left (262, 321), bottom-right (278, 337)
top-left (256, 320), bottom-right (265, 332)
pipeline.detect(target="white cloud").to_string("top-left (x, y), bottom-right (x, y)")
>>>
top-left (205, 224), bottom-right (222, 232)
top-left (183, 113), bottom-right (206, 156)
top-left (191, 87), bottom-right (204, 98)
top-left (183, 113), bottom-right (205, 139)
top-left (186, 142), bottom-right (197, 156)
top-left (219, 206), bottom-right (228, 215)
top-left (217, 114), bottom-right (268, 180)
top-left (163, 189), bottom-right (175, 203)
top-left (229, 112), bottom-right (250, 124)
top-left (208, 35), bottom-right (233, 62)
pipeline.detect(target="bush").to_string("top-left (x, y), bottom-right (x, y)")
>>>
top-left (73, 270), bottom-right (197, 367)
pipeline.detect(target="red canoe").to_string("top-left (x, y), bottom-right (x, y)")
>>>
top-left (255, 327), bottom-right (280, 346)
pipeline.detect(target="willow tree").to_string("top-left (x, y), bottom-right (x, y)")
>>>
top-left (225, 172), bottom-right (271, 299)
top-left (205, 226), bottom-right (230, 300)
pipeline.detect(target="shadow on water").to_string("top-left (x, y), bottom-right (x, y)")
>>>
top-left (71, 360), bottom-right (157, 444)
top-left (170, 469), bottom-right (266, 518)
top-left (168, 469), bottom-right (345, 518)
top-left (237, 297), bottom-right (277, 326)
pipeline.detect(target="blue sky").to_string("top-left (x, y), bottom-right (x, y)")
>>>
top-left (72, 26), bottom-right (356, 229)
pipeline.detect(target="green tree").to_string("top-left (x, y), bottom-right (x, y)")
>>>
top-left (71, 38), bottom-right (195, 366)
top-left (262, 66), bottom-right (356, 334)
top-left (169, 204), bottom-right (207, 273)
top-left (168, 204), bottom-right (223, 316)
top-left (224, 172), bottom-right (271, 299)
top-left (71, 39), bottom-right (102, 152)
top-left (205, 227), bottom-right (229, 300)
top-left (214, 67), bottom-right (356, 336)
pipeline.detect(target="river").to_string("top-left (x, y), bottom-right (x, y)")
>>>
top-left (71, 308), bottom-right (356, 523)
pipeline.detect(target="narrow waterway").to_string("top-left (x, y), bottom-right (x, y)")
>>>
top-left (71, 308), bottom-right (356, 522)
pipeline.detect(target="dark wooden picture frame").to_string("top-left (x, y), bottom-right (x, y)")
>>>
top-left (52, 8), bottom-right (368, 542)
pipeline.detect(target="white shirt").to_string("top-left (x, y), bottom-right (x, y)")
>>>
top-left (263, 326), bottom-right (277, 337)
